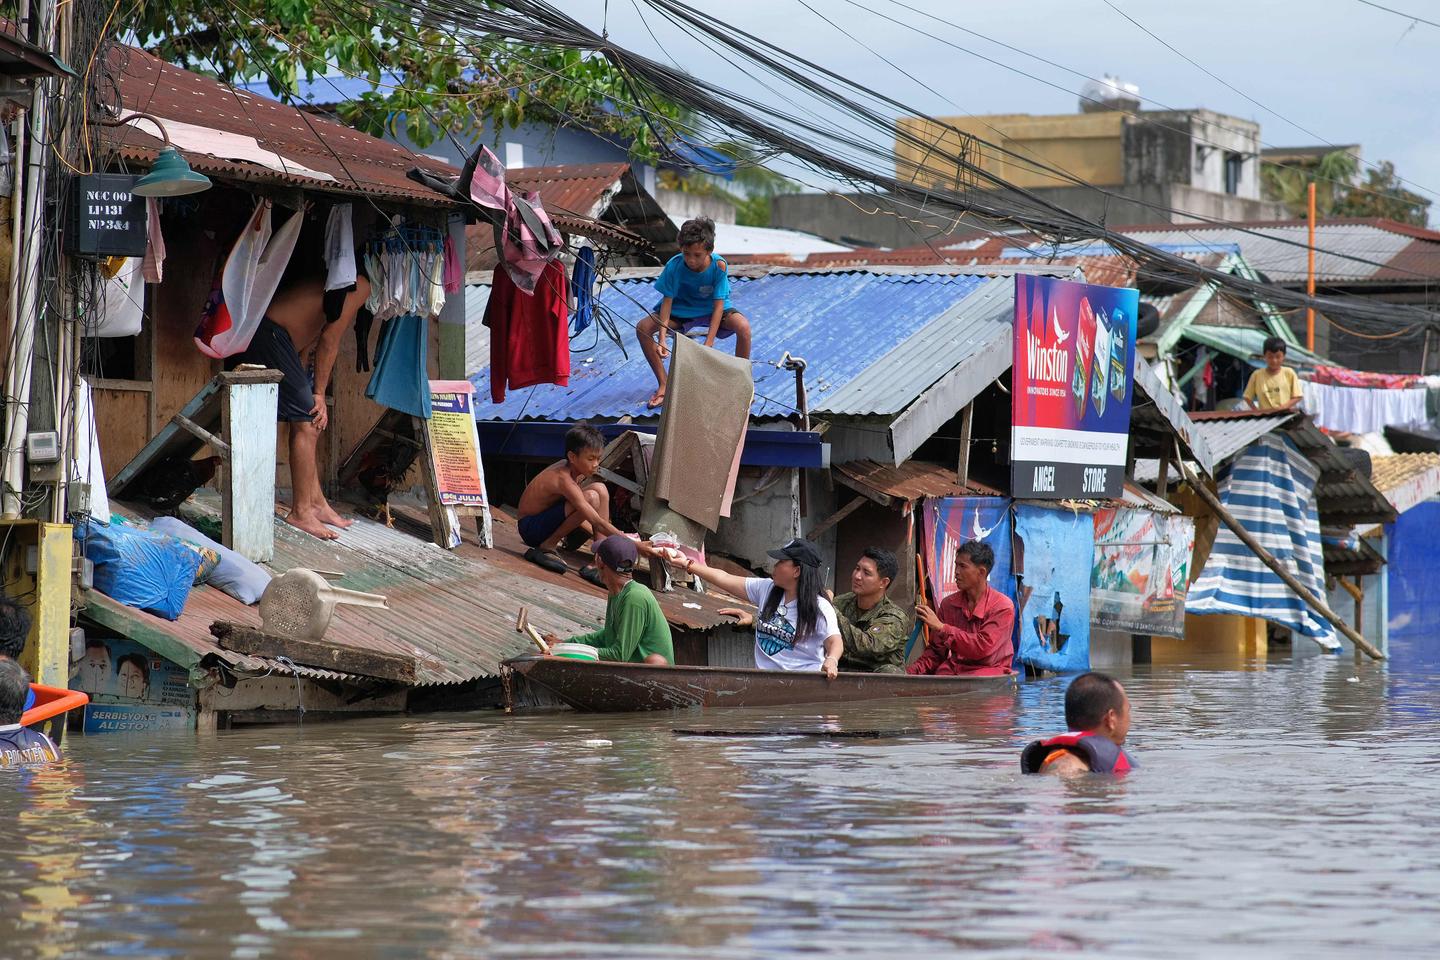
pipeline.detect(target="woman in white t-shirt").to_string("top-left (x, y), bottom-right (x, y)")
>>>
top-left (682, 538), bottom-right (841, 678)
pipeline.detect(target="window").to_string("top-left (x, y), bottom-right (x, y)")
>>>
top-left (1224, 152), bottom-right (1243, 195)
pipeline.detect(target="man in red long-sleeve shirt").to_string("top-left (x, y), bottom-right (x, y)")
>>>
top-left (908, 540), bottom-right (1015, 676)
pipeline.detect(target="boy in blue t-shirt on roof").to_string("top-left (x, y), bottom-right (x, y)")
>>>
top-left (636, 217), bottom-right (752, 408)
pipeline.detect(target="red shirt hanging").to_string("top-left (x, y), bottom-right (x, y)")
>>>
top-left (484, 258), bottom-right (570, 403)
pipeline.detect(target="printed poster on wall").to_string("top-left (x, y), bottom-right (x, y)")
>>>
top-left (1014, 504), bottom-right (1094, 674)
top-left (1090, 507), bottom-right (1197, 639)
top-left (921, 497), bottom-right (1013, 604)
top-left (1012, 275), bottom-right (1139, 499)
top-left (427, 380), bottom-right (489, 508)
top-left (72, 636), bottom-right (196, 733)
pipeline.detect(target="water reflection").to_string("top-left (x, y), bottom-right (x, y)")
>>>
top-left (0, 653), bottom-right (1438, 958)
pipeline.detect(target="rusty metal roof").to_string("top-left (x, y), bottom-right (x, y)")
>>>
top-left (834, 459), bottom-right (1001, 503)
top-left (89, 495), bottom-right (748, 688)
top-left (1370, 453), bottom-right (1440, 515)
top-left (100, 43), bottom-right (461, 207)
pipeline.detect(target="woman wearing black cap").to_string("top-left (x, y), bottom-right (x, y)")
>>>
top-left (681, 538), bottom-right (841, 679)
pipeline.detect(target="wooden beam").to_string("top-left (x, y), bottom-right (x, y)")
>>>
top-left (956, 402), bottom-right (974, 487)
top-left (807, 495), bottom-right (866, 540)
top-left (1175, 454), bottom-right (1384, 661)
top-left (210, 621), bottom-right (417, 684)
top-left (1156, 455), bottom-right (1170, 497)
top-left (171, 413), bottom-right (230, 458)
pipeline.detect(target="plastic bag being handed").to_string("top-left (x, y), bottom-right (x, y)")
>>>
top-left (73, 519), bottom-right (201, 621)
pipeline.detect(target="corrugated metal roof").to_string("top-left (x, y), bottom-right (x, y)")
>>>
top-left (471, 268), bottom-right (1023, 422)
top-left (102, 44), bottom-right (462, 207)
top-left (834, 459), bottom-right (1002, 502)
top-left (1187, 409), bottom-right (1300, 461)
top-left (91, 494), bottom-right (751, 687)
top-left (1370, 453), bottom-right (1440, 515)
top-left (1120, 220), bottom-right (1440, 285)
top-left (1184, 325), bottom-right (1326, 366)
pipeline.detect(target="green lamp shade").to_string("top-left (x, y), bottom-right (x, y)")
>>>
top-left (133, 147), bottom-right (212, 197)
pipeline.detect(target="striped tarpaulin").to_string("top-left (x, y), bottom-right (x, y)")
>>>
top-left (1186, 434), bottom-right (1339, 650)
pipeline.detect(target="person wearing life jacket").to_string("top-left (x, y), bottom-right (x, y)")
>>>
top-left (1021, 671), bottom-right (1135, 776)
top-left (0, 658), bottom-right (59, 770)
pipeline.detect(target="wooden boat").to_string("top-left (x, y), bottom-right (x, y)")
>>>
top-left (502, 655), bottom-right (1016, 713)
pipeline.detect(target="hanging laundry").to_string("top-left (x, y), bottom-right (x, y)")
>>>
top-left (1304, 380), bottom-right (1427, 434)
top-left (365, 314), bottom-right (432, 419)
top-left (324, 203), bottom-right (356, 292)
top-left (87, 257), bottom-right (145, 338)
top-left (571, 244), bottom-right (596, 335)
top-left (443, 230), bottom-right (463, 294)
top-left (465, 146), bottom-right (563, 294)
top-left (362, 224), bottom-right (446, 321)
top-left (142, 198), bottom-right (166, 284)
top-left (194, 199), bottom-right (303, 359)
top-left (482, 258), bottom-right (569, 403)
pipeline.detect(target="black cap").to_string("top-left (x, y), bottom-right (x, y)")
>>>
top-left (767, 538), bottom-right (822, 569)
top-left (594, 535), bottom-right (638, 573)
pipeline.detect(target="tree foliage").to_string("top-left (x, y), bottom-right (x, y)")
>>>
top-left (1261, 150), bottom-right (1430, 226)
top-left (125, 0), bottom-right (685, 158)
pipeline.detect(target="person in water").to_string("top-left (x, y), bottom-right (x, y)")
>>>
top-left (0, 593), bottom-right (33, 713)
top-left (0, 658), bottom-right (59, 769)
top-left (685, 538), bottom-right (842, 679)
top-left (1021, 671), bottom-right (1134, 776)
top-left (543, 535), bottom-right (674, 665)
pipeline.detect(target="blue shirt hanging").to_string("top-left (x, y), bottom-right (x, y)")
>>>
top-left (571, 245), bottom-right (596, 334)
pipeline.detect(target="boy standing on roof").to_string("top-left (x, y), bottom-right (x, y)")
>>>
top-left (636, 217), bottom-right (753, 409)
top-left (1243, 336), bottom-right (1304, 412)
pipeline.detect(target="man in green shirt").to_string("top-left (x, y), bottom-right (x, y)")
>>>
top-left (545, 536), bottom-right (674, 664)
top-left (830, 547), bottom-right (910, 673)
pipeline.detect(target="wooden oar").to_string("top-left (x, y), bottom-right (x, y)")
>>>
top-left (914, 553), bottom-right (932, 647)
top-left (514, 607), bottom-right (551, 654)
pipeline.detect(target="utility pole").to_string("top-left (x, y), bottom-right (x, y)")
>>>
top-left (1306, 181), bottom-right (1317, 354)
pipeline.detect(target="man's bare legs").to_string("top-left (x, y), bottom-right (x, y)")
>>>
top-left (285, 421), bottom-right (346, 540)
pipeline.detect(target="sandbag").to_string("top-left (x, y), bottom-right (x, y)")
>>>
top-left (150, 516), bottom-right (272, 605)
top-left (73, 519), bottom-right (200, 621)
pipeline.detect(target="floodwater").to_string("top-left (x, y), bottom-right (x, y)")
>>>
top-left (3, 652), bottom-right (1439, 959)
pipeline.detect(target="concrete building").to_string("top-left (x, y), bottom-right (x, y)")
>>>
top-left (773, 107), bottom-right (1288, 249)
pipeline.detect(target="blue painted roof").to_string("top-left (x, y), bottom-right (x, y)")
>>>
top-left (470, 269), bottom-right (1009, 422)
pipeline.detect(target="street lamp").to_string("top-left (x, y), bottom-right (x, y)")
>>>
top-left (101, 112), bottom-right (212, 197)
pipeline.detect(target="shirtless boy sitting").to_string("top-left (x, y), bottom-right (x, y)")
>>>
top-left (516, 425), bottom-right (623, 586)
top-left (228, 271), bottom-right (371, 541)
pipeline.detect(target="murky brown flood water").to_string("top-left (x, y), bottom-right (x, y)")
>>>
top-left (3, 651), bottom-right (1438, 958)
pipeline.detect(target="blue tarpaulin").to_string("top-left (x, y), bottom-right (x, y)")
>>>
top-left (1186, 433), bottom-right (1337, 649)
top-left (1014, 504), bottom-right (1095, 673)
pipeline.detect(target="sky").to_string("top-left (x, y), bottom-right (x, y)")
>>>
top-left (552, 0), bottom-right (1440, 222)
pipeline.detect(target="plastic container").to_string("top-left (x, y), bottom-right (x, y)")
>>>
top-left (549, 643), bottom-right (600, 661)
top-left (21, 684), bottom-right (90, 727)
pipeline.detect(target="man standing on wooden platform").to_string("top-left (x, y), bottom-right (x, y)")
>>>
top-left (229, 272), bottom-right (371, 540)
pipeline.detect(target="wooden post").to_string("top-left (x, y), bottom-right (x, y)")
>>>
top-left (1175, 455), bottom-right (1384, 661)
top-left (956, 402), bottom-right (974, 488)
top-left (1306, 181), bottom-right (1317, 353)
top-left (1156, 455), bottom-right (1170, 497)
top-left (221, 378), bottom-right (279, 562)
top-left (1353, 575), bottom-right (1364, 665)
